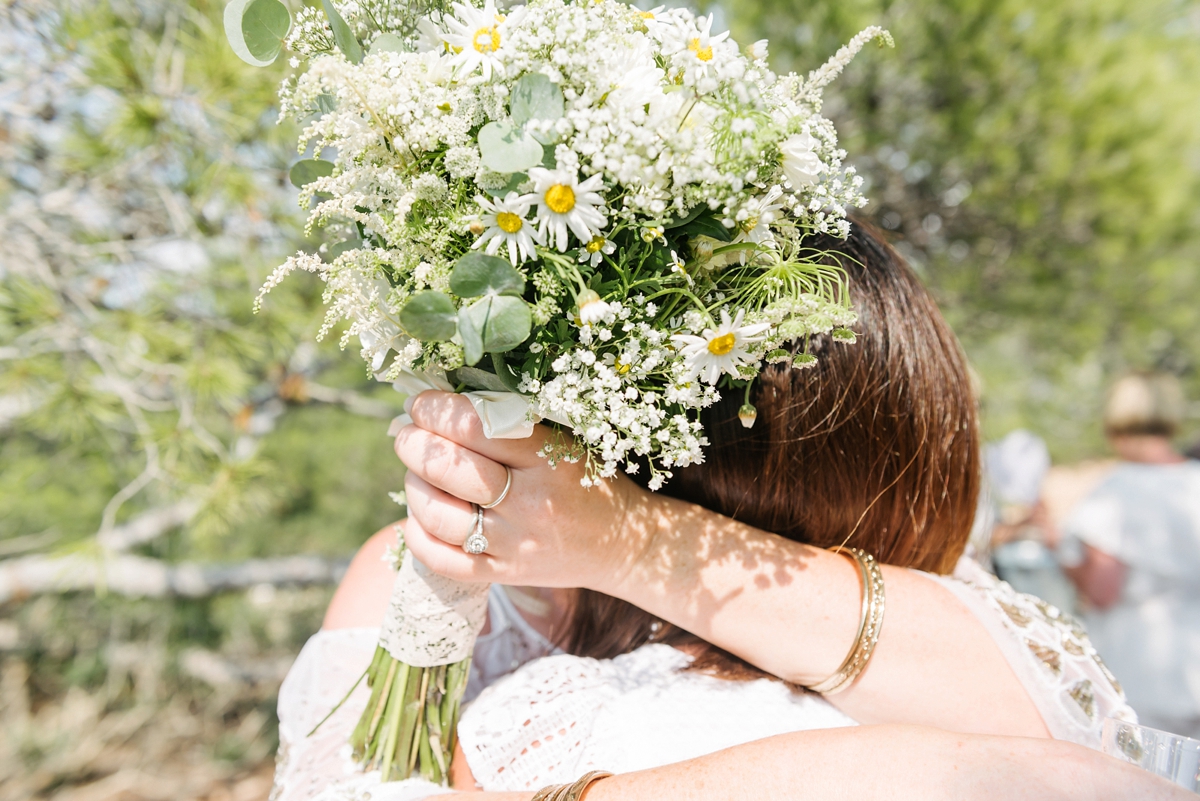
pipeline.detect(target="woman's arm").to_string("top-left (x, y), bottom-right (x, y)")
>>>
top-left (1062, 543), bottom-right (1128, 610)
top-left (393, 392), bottom-right (1048, 738)
top-left (436, 726), bottom-right (1188, 801)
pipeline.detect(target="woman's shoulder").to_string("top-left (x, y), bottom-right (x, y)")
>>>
top-left (938, 558), bottom-right (1136, 748)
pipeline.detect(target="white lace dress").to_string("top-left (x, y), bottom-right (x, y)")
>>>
top-left (273, 560), bottom-right (1135, 801)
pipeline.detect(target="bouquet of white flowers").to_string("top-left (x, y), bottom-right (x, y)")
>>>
top-left (226, 0), bottom-right (888, 783)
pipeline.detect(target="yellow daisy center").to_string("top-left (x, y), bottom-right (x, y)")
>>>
top-left (741, 215), bottom-right (759, 233)
top-left (473, 25), bottom-right (500, 53)
top-left (640, 10), bottom-right (655, 18)
top-left (586, 235), bottom-right (606, 253)
top-left (707, 332), bottom-right (737, 356)
top-left (496, 211), bottom-right (524, 233)
top-left (544, 184), bottom-right (576, 214)
top-left (615, 360), bottom-right (631, 374)
top-left (689, 38), bottom-right (714, 62)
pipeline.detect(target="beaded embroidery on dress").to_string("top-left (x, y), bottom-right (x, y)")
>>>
top-left (927, 557), bottom-right (1137, 747)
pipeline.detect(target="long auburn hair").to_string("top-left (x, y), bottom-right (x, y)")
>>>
top-left (562, 220), bottom-right (981, 675)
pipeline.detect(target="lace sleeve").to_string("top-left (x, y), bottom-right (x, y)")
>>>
top-left (924, 557), bottom-right (1137, 748)
top-left (457, 653), bottom-right (614, 791)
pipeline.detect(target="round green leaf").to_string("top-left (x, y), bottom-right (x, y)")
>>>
top-left (289, 158), bottom-right (336, 189)
top-left (510, 73), bottom-right (565, 129)
top-left (321, 0), bottom-right (364, 64)
top-left (370, 33), bottom-right (407, 54)
top-left (457, 304), bottom-right (484, 366)
top-left (478, 121), bottom-right (544, 174)
top-left (224, 0), bottom-right (291, 67)
top-left (450, 252), bottom-right (526, 298)
top-left (398, 291), bottom-right (458, 341)
top-left (463, 295), bottom-right (532, 355)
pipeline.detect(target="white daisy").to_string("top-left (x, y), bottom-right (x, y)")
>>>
top-left (474, 192), bottom-right (541, 265)
top-left (525, 167), bottom-right (607, 252)
top-left (442, 0), bottom-right (508, 81)
top-left (672, 309), bottom-right (771, 385)
top-left (577, 234), bottom-right (616, 267)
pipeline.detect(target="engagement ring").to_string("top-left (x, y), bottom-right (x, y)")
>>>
top-left (463, 505), bottom-right (488, 555)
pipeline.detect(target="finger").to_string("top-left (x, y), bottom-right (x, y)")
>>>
top-left (394, 423), bottom-right (510, 506)
top-left (404, 472), bottom-right (479, 548)
top-left (403, 515), bottom-right (498, 584)
top-left (407, 391), bottom-right (554, 468)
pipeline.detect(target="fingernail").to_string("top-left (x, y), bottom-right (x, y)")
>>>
top-left (387, 414), bottom-right (412, 437)
top-left (403, 393), bottom-right (417, 414)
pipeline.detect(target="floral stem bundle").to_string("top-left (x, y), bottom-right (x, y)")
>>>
top-left (226, 0), bottom-right (888, 784)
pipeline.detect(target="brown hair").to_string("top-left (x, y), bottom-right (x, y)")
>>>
top-left (562, 220), bottom-right (981, 674)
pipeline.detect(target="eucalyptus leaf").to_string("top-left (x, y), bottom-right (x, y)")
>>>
top-left (289, 158), bottom-right (335, 189)
top-left (457, 304), bottom-right (483, 366)
top-left (370, 33), bottom-right (408, 54)
top-left (224, 0), bottom-right (291, 67)
top-left (321, 0), bottom-right (364, 64)
top-left (490, 352), bottom-right (523, 393)
top-left (398, 291), bottom-right (458, 341)
top-left (450, 252), bottom-right (526, 298)
top-left (462, 295), bottom-right (532, 355)
top-left (510, 73), bottom-right (565, 128)
top-left (455, 365), bottom-right (511, 392)
top-left (486, 172), bottom-right (528, 198)
top-left (478, 121), bottom-right (544, 174)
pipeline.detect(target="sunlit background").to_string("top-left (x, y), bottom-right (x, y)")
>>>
top-left (2, 0), bottom-right (1199, 798)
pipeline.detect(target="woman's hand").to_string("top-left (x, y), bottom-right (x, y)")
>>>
top-left (394, 390), bottom-right (661, 593)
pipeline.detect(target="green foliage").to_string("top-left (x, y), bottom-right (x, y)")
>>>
top-left (0, 0), bottom-right (401, 555)
top-left (723, 0), bottom-right (1200, 456)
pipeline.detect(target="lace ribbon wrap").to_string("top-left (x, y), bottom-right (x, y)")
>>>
top-left (380, 551), bottom-right (490, 667)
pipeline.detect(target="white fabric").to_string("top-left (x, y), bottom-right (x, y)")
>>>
top-left (274, 559), bottom-right (1134, 800)
top-left (379, 552), bottom-right (490, 667)
top-left (457, 643), bottom-right (856, 791)
top-left (925, 557), bottom-right (1136, 749)
top-left (1056, 461), bottom-right (1200, 726)
top-left (388, 371), bottom-right (538, 439)
top-left (273, 586), bottom-right (559, 801)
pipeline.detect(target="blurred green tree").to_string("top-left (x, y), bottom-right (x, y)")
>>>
top-left (724, 0), bottom-right (1200, 456)
top-left (0, 0), bottom-right (404, 566)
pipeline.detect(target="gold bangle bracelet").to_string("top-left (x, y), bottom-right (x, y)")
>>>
top-left (531, 770), bottom-right (614, 801)
top-left (806, 547), bottom-right (886, 695)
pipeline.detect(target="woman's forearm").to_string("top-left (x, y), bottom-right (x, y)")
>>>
top-left (603, 494), bottom-right (1049, 736)
top-left (440, 726), bottom-right (1188, 801)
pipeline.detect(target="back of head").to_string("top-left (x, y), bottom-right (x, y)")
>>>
top-left (664, 221), bottom-right (980, 575)
top-left (1104, 372), bottom-right (1185, 438)
top-left (566, 221), bottom-right (982, 661)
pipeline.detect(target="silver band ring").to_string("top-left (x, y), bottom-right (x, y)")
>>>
top-left (463, 505), bottom-right (488, 555)
top-left (480, 466), bottom-right (512, 510)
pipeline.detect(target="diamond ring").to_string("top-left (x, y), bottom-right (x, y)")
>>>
top-left (463, 505), bottom-right (488, 555)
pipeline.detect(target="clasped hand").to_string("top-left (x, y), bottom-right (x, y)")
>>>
top-left (395, 390), bottom-right (659, 592)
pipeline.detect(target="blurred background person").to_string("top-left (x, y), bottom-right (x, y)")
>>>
top-left (982, 430), bottom-right (1078, 612)
top-left (1057, 373), bottom-right (1200, 738)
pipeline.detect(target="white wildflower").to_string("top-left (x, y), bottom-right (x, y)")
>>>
top-left (526, 167), bottom-right (607, 252)
top-left (474, 192), bottom-right (541, 265)
top-left (672, 309), bottom-right (771, 385)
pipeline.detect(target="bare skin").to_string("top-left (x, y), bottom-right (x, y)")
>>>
top-left (370, 390), bottom-right (1050, 738)
top-left (436, 726), bottom-right (1189, 801)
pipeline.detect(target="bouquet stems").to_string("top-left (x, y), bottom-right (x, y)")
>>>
top-left (350, 646), bottom-right (472, 783)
